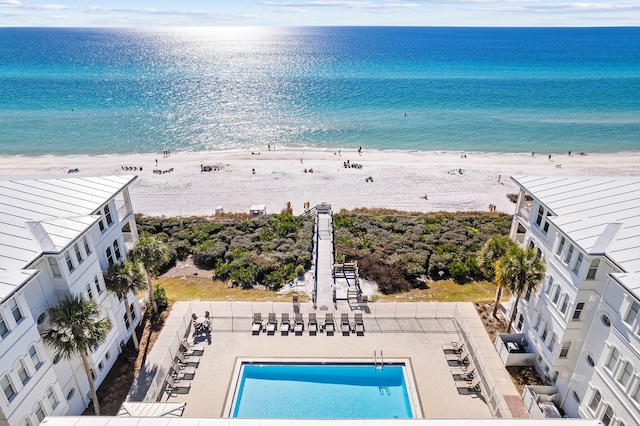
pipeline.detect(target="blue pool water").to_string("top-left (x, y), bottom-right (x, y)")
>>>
top-left (232, 363), bottom-right (413, 418)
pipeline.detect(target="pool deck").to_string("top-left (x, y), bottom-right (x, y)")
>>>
top-left (130, 301), bottom-right (526, 420)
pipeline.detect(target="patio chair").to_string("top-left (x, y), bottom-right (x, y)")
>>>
top-left (175, 351), bottom-right (200, 368)
top-left (354, 313), bottom-right (365, 334)
top-left (451, 367), bottom-right (476, 383)
top-left (266, 312), bottom-right (277, 334)
top-left (443, 342), bottom-right (465, 355)
top-left (324, 313), bottom-right (335, 334)
top-left (165, 375), bottom-right (191, 395)
top-left (170, 362), bottom-right (196, 381)
top-left (252, 313), bottom-right (263, 335)
top-left (341, 313), bottom-right (351, 334)
top-left (308, 313), bottom-right (318, 335)
top-left (181, 338), bottom-right (204, 357)
top-left (294, 313), bottom-right (304, 334)
top-left (457, 376), bottom-right (481, 394)
top-left (281, 313), bottom-right (292, 334)
top-left (446, 348), bottom-right (469, 362)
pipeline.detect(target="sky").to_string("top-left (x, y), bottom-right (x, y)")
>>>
top-left (0, 0), bottom-right (639, 27)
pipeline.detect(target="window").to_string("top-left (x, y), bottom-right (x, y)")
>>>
top-left (34, 401), bottom-right (46, 422)
top-left (37, 312), bottom-right (46, 325)
top-left (46, 386), bottom-right (59, 410)
top-left (517, 314), bottom-right (524, 330)
top-left (86, 283), bottom-right (94, 300)
top-left (17, 359), bottom-right (30, 385)
top-left (524, 288), bottom-right (532, 302)
top-left (564, 244), bottom-right (574, 265)
top-left (572, 302), bottom-right (585, 321)
top-left (632, 384), bottom-right (640, 404)
top-left (606, 347), bottom-right (619, 371)
top-left (28, 345), bottom-right (42, 370)
top-left (618, 362), bottom-right (633, 387)
top-left (573, 252), bottom-right (584, 274)
top-left (545, 276), bottom-right (554, 295)
top-left (106, 247), bottom-right (114, 266)
top-left (601, 405), bottom-right (614, 426)
top-left (586, 354), bottom-right (595, 367)
top-left (560, 294), bottom-right (569, 314)
top-left (602, 314), bottom-right (611, 327)
top-left (534, 314), bottom-right (541, 331)
top-left (82, 235), bottom-right (91, 255)
top-left (90, 369), bottom-right (96, 380)
top-left (552, 286), bottom-right (561, 304)
top-left (20, 417), bottom-right (32, 426)
top-left (624, 300), bottom-right (639, 326)
top-left (130, 303), bottom-right (137, 321)
top-left (536, 206), bottom-right (544, 226)
top-left (0, 313), bottom-right (8, 337)
top-left (588, 389), bottom-right (601, 412)
top-left (66, 388), bottom-right (75, 401)
top-left (542, 213), bottom-right (551, 233)
top-left (47, 257), bottom-right (61, 278)
top-left (73, 243), bottom-right (83, 263)
top-left (587, 259), bottom-right (599, 280)
top-left (572, 390), bottom-right (581, 403)
top-left (547, 332), bottom-right (556, 352)
top-left (94, 275), bottom-right (102, 294)
top-left (123, 312), bottom-right (130, 329)
top-left (113, 239), bottom-right (121, 260)
top-left (98, 361), bottom-right (104, 371)
top-left (560, 341), bottom-right (571, 358)
top-left (556, 236), bottom-right (566, 256)
top-left (541, 323), bottom-right (549, 341)
top-left (52, 353), bottom-right (61, 365)
top-left (98, 219), bottom-right (105, 232)
top-left (105, 350), bottom-right (111, 361)
top-left (1, 374), bottom-right (16, 401)
top-left (9, 299), bottom-right (23, 323)
top-left (104, 204), bottom-right (113, 226)
top-left (64, 251), bottom-right (74, 272)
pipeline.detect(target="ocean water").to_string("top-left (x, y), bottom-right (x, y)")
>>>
top-left (1, 27), bottom-right (639, 156)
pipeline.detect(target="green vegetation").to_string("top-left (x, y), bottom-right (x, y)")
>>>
top-left (333, 210), bottom-right (512, 294)
top-left (136, 213), bottom-right (314, 291)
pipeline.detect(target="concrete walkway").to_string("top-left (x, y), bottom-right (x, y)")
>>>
top-left (314, 211), bottom-right (335, 310)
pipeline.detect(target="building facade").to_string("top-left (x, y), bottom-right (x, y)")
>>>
top-left (505, 176), bottom-right (640, 426)
top-left (0, 176), bottom-right (140, 426)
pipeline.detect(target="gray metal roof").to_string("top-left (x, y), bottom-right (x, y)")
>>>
top-left (512, 176), bottom-right (640, 273)
top-left (0, 175), bottom-right (137, 271)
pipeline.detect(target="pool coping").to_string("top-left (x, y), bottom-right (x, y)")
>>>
top-left (223, 357), bottom-right (422, 419)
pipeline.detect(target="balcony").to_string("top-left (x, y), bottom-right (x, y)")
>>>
top-left (522, 385), bottom-right (562, 418)
top-left (494, 333), bottom-right (536, 367)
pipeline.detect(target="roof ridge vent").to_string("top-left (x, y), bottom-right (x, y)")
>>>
top-left (590, 222), bottom-right (622, 255)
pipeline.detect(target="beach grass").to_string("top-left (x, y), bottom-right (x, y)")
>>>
top-left (375, 280), bottom-right (499, 303)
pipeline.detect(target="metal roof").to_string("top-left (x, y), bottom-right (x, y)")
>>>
top-left (512, 176), bottom-right (640, 273)
top-left (0, 176), bottom-right (137, 271)
top-left (0, 269), bottom-right (39, 300)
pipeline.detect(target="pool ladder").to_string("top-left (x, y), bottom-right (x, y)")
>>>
top-left (374, 350), bottom-right (384, 370)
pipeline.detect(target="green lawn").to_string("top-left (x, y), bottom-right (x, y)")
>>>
top-left (154, 277), bottom-right (497, 303)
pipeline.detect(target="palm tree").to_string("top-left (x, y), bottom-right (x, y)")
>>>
top-left (103, 260), bottom-right (146, 350)
top-left (130, 235), bottom-right (169, 315)
top-left (477, 236), bottom-right (518, 317)
top-left (495, 245), bottom-right (546, 332)
top-left (41, 295), bottom-right (111, 415)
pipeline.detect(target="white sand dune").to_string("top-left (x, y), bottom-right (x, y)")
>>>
top-left (1, 149), bottom-right (638, 217)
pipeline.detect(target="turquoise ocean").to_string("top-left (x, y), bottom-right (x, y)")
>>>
top-left (1, 27), bottom-right (639, 156)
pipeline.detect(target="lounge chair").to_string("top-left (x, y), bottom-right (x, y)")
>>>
top-left (181, 339), bottom-right (204, 356)
top-left (443, 342), bottom-right (465, 355)
top-left (354, 313), bottom-right (365, 334)
top-left (281, 313), bottom-right (291, 334)
top-left (308, 313), bottom-right (318, 335)
top-left (457, 376), bottom-right (481, 394)
top-left (170, 362), bottom-right (196, 381)
top-left (446, 348), bottom-right (469, 362)
top-left (341, 313), bottom-right (351, 334)
top-left (294, 313), bottom-right (304, 334)
top-left (451, 367), bottom-right (476, 383)
top-left (252, 313), bottom-right (263, 335)
top-left (175, 351), bottom-right (200, 368)
top-left (165, 375), bottom-right (191, 395)
top-left (266, 312), bottom-right (277, 334)
top-left (324, 313), bottom-right (335, 334)
top-left (449, 354), bottom-right (470, 367)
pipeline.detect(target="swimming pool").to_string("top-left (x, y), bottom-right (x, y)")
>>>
top-left (230, 362), bottom-right (415, 419)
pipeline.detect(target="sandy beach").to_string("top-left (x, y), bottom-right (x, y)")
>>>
top-left (1, 149), bottom-right (638, 217)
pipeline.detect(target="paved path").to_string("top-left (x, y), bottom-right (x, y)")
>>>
top-left (313, 210), bottom-right (335, 310)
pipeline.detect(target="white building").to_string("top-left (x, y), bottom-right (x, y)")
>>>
top-left (505, 176), bottom-right (640, 425)
top-left (0, 176), bottom-right (141, 426)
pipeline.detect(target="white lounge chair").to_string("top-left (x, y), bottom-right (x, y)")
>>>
top-left (175, 351), bottom-right (200, 368)
top-left (354, 313), bottom-right (365, 334)
top-left (252, 313), bottom-right (263, 335)
top-left (267, 312), bottom-right (277, 333)
top-left (181, 339), bottom-right (204, 356)
top-left (294, 313), bottom-right (304, 334)
top-left (166, 375), bottom-right (191, 395)
top-left (170, 362), bottom-right (196, 380)
top-left (324, 313), bottom-right (335, 334)
top-left (341, 313), bottom-right (351, 334)
top-left (281, 313), bottom-right (292, 334)
top-left (308, 313), bottom-right (318, 335)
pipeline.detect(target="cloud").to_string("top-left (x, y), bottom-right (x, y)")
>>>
top-left (261, 1), bottom-right (419, 10)
top-left (0, 0), bottom-right (21, 4)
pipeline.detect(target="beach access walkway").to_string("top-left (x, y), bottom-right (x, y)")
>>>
top-left (311, 203), bottom-right (336, 310)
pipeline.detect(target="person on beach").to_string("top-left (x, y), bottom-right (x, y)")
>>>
top-left (549, 154), bottom-right (552, 160)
